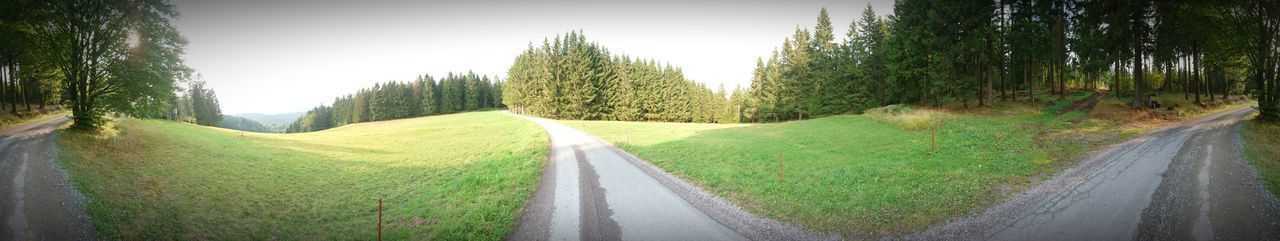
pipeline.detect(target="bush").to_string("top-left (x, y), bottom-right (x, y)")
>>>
top-left (865, 104), bottom-right (948, 131)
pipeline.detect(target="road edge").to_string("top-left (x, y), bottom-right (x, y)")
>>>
top-left (895, 107), bottom-right (1258, 240)
top-left (506, 113), bottom-right (556, 241)
top-left (48, 130), bottom-right (99, 240)
top-left (584, 131), bottom-right (840, 241)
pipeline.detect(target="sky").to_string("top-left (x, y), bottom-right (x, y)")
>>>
top-left (170, 0), bottom-right (895, 115)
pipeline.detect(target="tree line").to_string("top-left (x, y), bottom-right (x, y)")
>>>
top-left (287, 72), bottom-right (504, 132)
top-left (1, 0), bottom-right (193, 129)
top-left (169, 80), bottom-right (223, 126)
top-left (502, 31), bottom-right (740, 123)
top-left (743, 0), bottom-right (1280, 122)
top-left (218, 116), bottom-right (275, 133)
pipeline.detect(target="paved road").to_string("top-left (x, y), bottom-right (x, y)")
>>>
top-left (913, 107), bottom-right (1280, 241)
top-left (507, 114), bottom-right (746, 241)
top-left (0, 117), bottom-right (95, 241)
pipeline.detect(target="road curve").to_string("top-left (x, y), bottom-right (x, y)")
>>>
top-left (0, 116), bottom-right (95, 241)
top-left (506, 113), bottom-right (839, 241)
top-left (909, 107), bottom-right (1280, 241)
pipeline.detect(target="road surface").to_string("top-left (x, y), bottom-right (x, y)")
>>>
top-left (0, 117), bottom-right (95, 241)
top-left (506, 113), bottom-right (835, 241)
top-left (912, 107), bottom-right (1280, 240)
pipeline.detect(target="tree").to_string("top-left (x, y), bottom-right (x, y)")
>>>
top-left (503, 32), bottom-right (725, 122)
top-left (168, 80), bottom-right (221, 127)
top-left (421, 75), bottom-right (440, 115)
top-left (1223, 0), bottom-right (1280, 121)
top-left (34, 0), bottom-right (190, 129)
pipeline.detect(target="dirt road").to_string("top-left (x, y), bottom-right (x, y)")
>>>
top-left (0, 117), bottom-right (95, 241)
top-left (507, 113), bottom-right (834, 241)
top-left (912, 107), bottom-right (1280, 240)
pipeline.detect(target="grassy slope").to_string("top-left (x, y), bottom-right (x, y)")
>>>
top-left (1242, 118), bottom-right (1280, 198)
top-left (563, 91), bottom-right (1250, 238)
top-left (57, 111), bottom-right (547, 240)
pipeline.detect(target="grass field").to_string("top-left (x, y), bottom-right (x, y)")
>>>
top-left (562, 91), bottom-right (1250, 238)
top-left (57, 111), bottom-right (547, 240)
top-left (1242, 117), bottom-right (1280, 198)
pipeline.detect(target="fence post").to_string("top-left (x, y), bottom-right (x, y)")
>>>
top-left (931, 128), bottom-right (936, 152)
top-left (378, 197), bottom-right (383, 241)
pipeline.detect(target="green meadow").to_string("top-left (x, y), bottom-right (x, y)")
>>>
top-left (56, 111), bottom-right (546, 240)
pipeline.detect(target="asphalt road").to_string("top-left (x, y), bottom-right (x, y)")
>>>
top-left (912, 107), bottom-right (1280, 241)
top-left (507, 114), bottom-right (746, 241)
top-left (0, 116), bottom-right (95, 241)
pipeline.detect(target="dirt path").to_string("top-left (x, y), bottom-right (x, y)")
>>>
top-left (506, 113), bottom-right (834, 241)
top-left (1058, 90), bottom-right (1109, 115)
top-left (0, 117), bottom-right (95, 241)
top-left (907, 107), bottom-right (1280, 240)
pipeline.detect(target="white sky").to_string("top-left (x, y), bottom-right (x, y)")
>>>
top-left (171, 0), bottom-right (894, 115)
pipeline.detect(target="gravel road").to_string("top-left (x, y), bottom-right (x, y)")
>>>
top-left (507, 113), bottom-right (836, 241)
top-left (0, 117), bottom-right (95, 241)
top-left (904, 107), bottom-right (1280, 241)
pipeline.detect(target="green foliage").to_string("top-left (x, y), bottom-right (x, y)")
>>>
top-left (168, 80), bottom-right (222, 126)
top-left (741, 0), bottom-right (1279, 123)
top-left (27, 0), bottom-right (191, 129)
top-left (502, 31), bottom-right (728, 122)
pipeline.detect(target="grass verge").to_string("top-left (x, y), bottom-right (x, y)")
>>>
top-left (57, 111), bottom-right (547, 240)
top-left (562, 91), bottom-right (1251, 238)
top-left (1242, 117), bottom-right (1280, 198)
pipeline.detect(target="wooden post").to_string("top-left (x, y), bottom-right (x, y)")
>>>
top-left (378, 197), bottom-right (383, 241)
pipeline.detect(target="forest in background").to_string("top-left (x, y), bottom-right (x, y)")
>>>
top-left (286, 72), bottom-right (503, 132)
top-left (501, 31), bottom-right (741, 123)
top-left (376, 0), bottom-right (1280, 125)
top-left (744, 0), bottom-right (1278, 122)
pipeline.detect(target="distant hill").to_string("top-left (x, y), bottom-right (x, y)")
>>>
top-left (234, 112), bottom-right (304, 124)
top-left (225, 112), bottom-right (303, 133)
top-left (217, 115), bottom-right (277, 133)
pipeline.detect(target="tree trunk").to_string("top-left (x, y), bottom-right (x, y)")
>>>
top-left (1, 63), bottom-right (6, 112)
top-left (1, 62), bottom-right (6, 113)
top-left (1183, 55), bottom-right (1190, 100)
top-left (1028, 58), bottom-right (1034, 103)
top-left (987, 45), bottom-right (997, 106)
top-left (1114, 58), bottom-right (1122, 101)
top-left (1133, 33), bottom-right (1144, 109)
top-left (1194, 47), bottom-right (1202, 104)
top-left (22, 76), bottom-right (31, 112)
top-left (1162, 63), bottom-right (1172, 93)
top-left (8, 62), bottom-right (16, 115)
